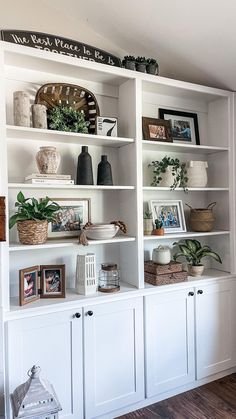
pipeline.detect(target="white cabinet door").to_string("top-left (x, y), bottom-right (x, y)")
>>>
top-left (84, 297), bottom-right (144, 419)
top-left (195, 280), bottom-right (236, 379)
top-left (145, 289), bottom-right (195, 397)
top-left (6, 309), bottom-right (83, 419)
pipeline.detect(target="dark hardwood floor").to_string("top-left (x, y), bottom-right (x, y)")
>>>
top-left (118, 374), bottom-right (236, 419)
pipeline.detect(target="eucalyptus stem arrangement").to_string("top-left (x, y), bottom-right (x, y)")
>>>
top-left (148, 156), bottom-right (188, 191)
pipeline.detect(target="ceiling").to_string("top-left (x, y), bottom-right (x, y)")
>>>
top-left (34, 0), bottom-right (236, 90)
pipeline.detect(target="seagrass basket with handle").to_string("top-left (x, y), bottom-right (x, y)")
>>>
top-left (35, 83), bottom-right (100, 134)
top-left (17, 220), bottom-right (48, 245)
top-left (186, 202), bottom-right (216, 232)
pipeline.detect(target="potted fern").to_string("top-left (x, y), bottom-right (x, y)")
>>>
top-left (9, 192), bottom-right (61, 245)
top-left (173, 239), bottom-right (222, 276)
top-left (148, 156), bottom-right (188, 191)
top-left (143, 210), bottom-right (153, 235)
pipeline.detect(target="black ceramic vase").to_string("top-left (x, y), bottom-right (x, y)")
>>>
top-left (97, 155), bottom-right (113, 185)
top-left (76, 146), bottom-right (94, 185)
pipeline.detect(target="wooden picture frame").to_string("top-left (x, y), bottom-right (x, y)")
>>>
top-left (142, 117), bottom-right (173, 142)
top-left (47, 198), bottom-right (91, 238)
top-left (19, 266), bottom-right (40, 306)
top-left (148, 199), bottom-right (186, 234)
top-left (40, 265), bottom-right (65, 298)
top-left (159, 108), bottom-right (200, 145)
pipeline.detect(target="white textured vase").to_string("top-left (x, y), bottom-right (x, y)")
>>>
top-left (158, 166), bottom-right (180, 188)
top-left (186, 161), bottom-right (208, 187)
top-left (36, 146), bottom-right (61, 174)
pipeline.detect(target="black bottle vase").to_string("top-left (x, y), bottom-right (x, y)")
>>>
top-left (76, 146), bottom-right (94, 185)
top-left (97, 155), bottom-right (113, 185)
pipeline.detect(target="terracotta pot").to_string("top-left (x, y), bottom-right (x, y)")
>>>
top-left (152, 228), bottom-right (164, 236)
top-left (188, 264), bottom-right (204, 277)
top-left (143, 219), bottom-right (153, 235)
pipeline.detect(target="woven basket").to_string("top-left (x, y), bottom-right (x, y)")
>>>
top-left (186, 202), bottom-right (216, 232)
top-left (17, 220), bottom-right (48, 245)
top-left (35, 83), bottom-right (100, 134)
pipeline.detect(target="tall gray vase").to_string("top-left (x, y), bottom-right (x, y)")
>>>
top-left (76, 146), bottom-right (94, 185)
top-left (97, 155), bottom-right (113, 185)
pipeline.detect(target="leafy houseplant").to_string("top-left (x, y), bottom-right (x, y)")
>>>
top-left (122, 55), bottom-right (136, 70)
top-left (136, 56), bottom-right (147, 73)
top-left (173, 239), bottom-right (222, 276)
top-left (153, 219), bottom-right (164, 236)
top-left (148, 156), bottom-right (188, 191)
top-left (48, 106), bottom-right (90, 133)
top-left (143, 211), bottom-right (153, 235)
top-left (9, 192), bottom-right (61, 245)
top-left (146, 58), bottom-right (159, 75)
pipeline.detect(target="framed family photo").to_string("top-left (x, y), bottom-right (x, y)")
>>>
top-left (159, 108), bottom-right (200, 145)
top-left (148, 199), bottom-right (186, 233)
top-left (19, 266), bottom-right (39, 306)
top-left (142, 117), bottom-right (173, 143)
top-left (40, 265), bottom-right (65, 298)
top-left (47, 198), bottom-right (91, 238)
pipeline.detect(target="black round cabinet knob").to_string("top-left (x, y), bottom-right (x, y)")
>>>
top-left (74, 313), bottom-right (81, 318)
top-left (188, 291), bottom-right (194, 296)
top-left (197, 290), bottom-right (203, 294)
top-left (87, 310), bottom-right (93, 316)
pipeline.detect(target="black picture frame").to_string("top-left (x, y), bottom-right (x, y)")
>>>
top-left (159, 108), bottom-right (200, 145)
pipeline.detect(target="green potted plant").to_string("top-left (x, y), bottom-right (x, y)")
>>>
top-left (173, 239), bottom-right (222, 276)
top-left (122, 55), bottom-right (136, 70)
top-left (135, 56), bottom-right (147, 73)
top-left (143, 210), bottom-right (153, 235)
top-left (48, 106), bottom-right (90, 133)
top-left (148, 156), bottom-right (188, 191)
top-left (153, 219), bottom-right (164, 236)
top-left (9, 192), bottom-right (61, 245)
top-left (146, 58), bottom-right (159, 75)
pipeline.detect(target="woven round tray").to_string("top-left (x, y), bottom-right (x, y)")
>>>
top-left (35, 83), bottom-right (100, 134)
top-left (17, 220), bottom-right (48, 245)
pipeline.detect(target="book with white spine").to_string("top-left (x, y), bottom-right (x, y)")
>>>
top-left (25, 179), bottom-right (74, 185)
top-left (25, 173), bottom-right (71, 180)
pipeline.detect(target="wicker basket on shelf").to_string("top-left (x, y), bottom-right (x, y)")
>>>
top-left (35, 83), bottom-right (100, 134)
top-left (17, 220), bottom-right (48, 245)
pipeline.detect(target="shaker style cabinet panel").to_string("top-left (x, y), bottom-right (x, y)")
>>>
top-left (83, 297), bottom-right (144, 419)
top-left (145, 289), bottom-right (195, 397)
top-left (6, 309), bottom-right (83, 419)
top-left (195, 280), bottom-right (236, 379)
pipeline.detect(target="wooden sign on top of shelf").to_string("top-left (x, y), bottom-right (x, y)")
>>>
top-left (0, 30), bottom-right (122, 67)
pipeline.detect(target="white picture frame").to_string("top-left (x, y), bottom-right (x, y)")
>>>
top-left (148, 199), bottom-right (186, 233)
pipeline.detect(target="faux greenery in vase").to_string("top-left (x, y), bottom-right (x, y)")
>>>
top-left (173, 239), bottom-right (222, 276)
top-left (48, 106), bottom-right (90, 133)
top-left (143, 211), bottom-right (153, 235)
top-left (9, 192), bottom-right (61, 245)
top-left (148, 156), bottom-right (188, 191)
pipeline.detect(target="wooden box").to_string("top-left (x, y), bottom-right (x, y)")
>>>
top-left (0, 197), bottom-right (6, 242)
top-left (144, 260), bottom-right (183, 275)
top-left (144, 270), bottom-right (188, 286)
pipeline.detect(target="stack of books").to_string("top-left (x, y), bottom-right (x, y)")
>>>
top-left (144, 260), bottom-right (188, 286)
top-left (25, 174), bottom-right (74, 185)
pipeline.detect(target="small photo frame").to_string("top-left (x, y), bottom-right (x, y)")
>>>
top-left (19, 266), bottom-right (39, 306)
top-left (148, 200), bottom-right (186, 234)
top-left (40, 265), bottom-right (65, 298)
top-left (96, 116), bottom-right (118, 137)
top-left (159, 108), bottom-right (200, 145)
top-left (47, 198), bottom-right (91, 238)
top-left (142, 117), bottom-right (173, 142)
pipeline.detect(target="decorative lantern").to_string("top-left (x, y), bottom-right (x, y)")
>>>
top-left (11, 365), bottom-right (62, 419)
top-left (75, 253), bottom-right (97, 295)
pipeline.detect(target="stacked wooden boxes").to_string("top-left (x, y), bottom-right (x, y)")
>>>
top-left (0, 197), bottom-right (6, 242)
top-left (144, 260), bottom-right (188, 286)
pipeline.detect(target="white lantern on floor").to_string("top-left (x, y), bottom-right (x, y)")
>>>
top-left (11, 365), bottom-right (62, 419)
top-left (75, 253), bottom-right (97, 295)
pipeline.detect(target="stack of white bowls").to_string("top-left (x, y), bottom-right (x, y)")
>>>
top-left (85, 224), bottom-right (119, 240)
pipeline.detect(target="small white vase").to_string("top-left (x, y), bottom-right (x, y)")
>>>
top-left (187, 161), bottom-right (208, 188)
top-left (188, 264), bottom-right (204, 277)
top-left (143, 219), bottom-right (153, 235)
top-left (158, 166), bottom-right (180, 188)
top-left (152, 245), bottom-right (171, 265)
top-left (36, 146), bottom-right (61, 174)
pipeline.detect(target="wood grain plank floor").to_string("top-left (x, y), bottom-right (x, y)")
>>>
top-left (118, 374), bottom-right (236, 419)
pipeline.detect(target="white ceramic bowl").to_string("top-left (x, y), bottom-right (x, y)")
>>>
top-left (85, 225), bottom-right (119, 240)
top-left (88, 223), bottom-right (115, 230)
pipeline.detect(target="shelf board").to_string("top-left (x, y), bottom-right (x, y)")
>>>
top-left (144, 230), bottom-right (230, 240)
top-left (6, 126), bottom-right (134, 148)
top-left (143, 187), bottom-right (229, 192)
top-left (8, 183), bottom-right (135, 191)
top-left (142, 140), bottom-right (229, 154)
top-left (9, 236), bottom-right (136, 252)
